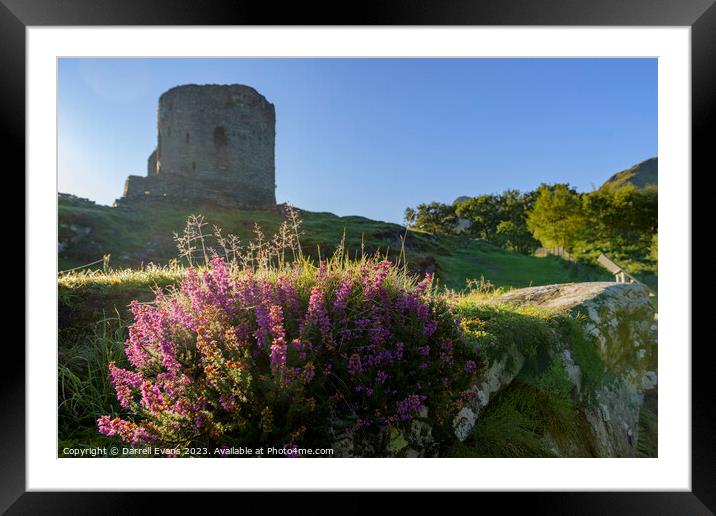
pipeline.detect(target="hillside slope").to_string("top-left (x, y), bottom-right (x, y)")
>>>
top-left (601, 157), bottom-right (658, 191)
top-left (58, 194), bottom-right (609, 291)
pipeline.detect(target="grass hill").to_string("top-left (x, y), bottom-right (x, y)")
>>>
top-left (600, 157), bottom-right (658, 191)
top-left (58, 193), bottom-right (610, 293)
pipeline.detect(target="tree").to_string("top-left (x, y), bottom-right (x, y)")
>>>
top-left (494, 219), bottom-right (539, 255)
top-left (526, 184), bottom-right (585, 252)
top-left (404, 207), bottom-right (417, 227)
top-left (491, 189), bottom-right (539, 254)
top-left (404, 202), bottom-right (457, 234)
top-left (579, 184), bottom-right (657, 265)
top-left (405, 190), bottom-right (539, 254)
top-left (454, 194), bottom-right (502, 240)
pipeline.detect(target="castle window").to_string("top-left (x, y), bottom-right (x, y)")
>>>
top-left (213, 126), bottom-right (228, 146)
top-left (192, 161), bottom-right (196, 173)
top-left (186, 133), bottom-right (190, 144)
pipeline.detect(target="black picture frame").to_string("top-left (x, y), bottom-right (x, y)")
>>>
top-left (6, 0), bottom-right (709, 512)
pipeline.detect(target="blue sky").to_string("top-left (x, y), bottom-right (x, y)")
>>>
top-left (58, 58), bottom-right (657, 224)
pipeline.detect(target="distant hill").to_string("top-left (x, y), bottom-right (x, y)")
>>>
top-left (57, 194), bottom-right (609, 291)
top-left (600, 157), bottom-right (658, 191)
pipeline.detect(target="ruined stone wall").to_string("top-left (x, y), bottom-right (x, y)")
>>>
top-left (147, 149), bottom-right (157, 177)
top-left (117, 84), bottom-right (276, 208)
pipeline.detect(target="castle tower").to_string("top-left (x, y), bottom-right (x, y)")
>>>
top-left (118, 84), bottom-right (276, 208)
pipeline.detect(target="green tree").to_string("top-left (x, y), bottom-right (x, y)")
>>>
top-left (526, 184), bottom-right (585, 252)
top-left (492, 189), bottom-right (539, 254)
top-left (579, 184), bottom-right (657, 266)
top-left (454, 194), bottom-right (502, 240)
top-left (404, 202), bottom-right (457, 234)
top-left (404, 207), bottom-right (417, 227)
top-left (405, 190), bottom-right (539, 254)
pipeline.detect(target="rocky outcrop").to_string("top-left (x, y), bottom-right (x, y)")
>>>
top-left (495, 282), bottom-right (657, 380)
top-left (457, 282), bottom-right (657, 457)
top-left (452, 334), bottom-right (526, 442)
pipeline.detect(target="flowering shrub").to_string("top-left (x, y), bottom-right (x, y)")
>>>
top-left (99, 257), bottom-right (479, 454)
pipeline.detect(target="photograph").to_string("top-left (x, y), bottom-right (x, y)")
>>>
top-left (57, 57), bottom-right (659, 460)
top-left (4, 0), bottom-right (709, 506)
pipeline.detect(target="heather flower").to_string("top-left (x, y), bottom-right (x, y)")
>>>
top-left (395, 394), bottom-right (427, 421)
top-left (140, 380), bottom-right (166, 414)
top-left (108, 363), bottom-right (143, 409)
top-left (423, 319), bottom-right (438, 337)
top-left (99, 255), bottom-right (478, 454)
top-left (415, 304), bottom-right (430, 323)
top-left (97, 416), bottom-right (156, 446)
top-left (394, 342), bottom-right (404, 360)
top-left (250, 281), bottom-right (274, 349)
top-left (301, 362), bottom-right (316, 383)
top-left (268, 305), bottom-right (287, 373)
top-left (305, 284), bottom-right (332, 344)
top-left (333, 277), bottom-right (353, 317)
top-left (348, 353), bottom-right (362, 375)
top-left (416, 273), bottom-right (433, 294)
top-left (219, 394), bottom-right (238, 411)
top-left (277, 273), bottom-right (300, 314)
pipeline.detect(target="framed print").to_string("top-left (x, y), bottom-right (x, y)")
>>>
top-left (6, 0), bottom-right (712, 511)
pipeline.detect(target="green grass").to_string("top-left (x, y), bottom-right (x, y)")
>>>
top-left (567, 318), bottom-right (609, 392)
top-left (437, 245), bottom-right (584, 290)
top-left (59, 196), bottom-right (610, 293)
top-left (446, 297), bottom-right (606, 458)
top-left (58, 314), bottom-right (129, 455)
top-left (527, 354), bottom-right (576, 399)
top-left (453, 299), bottom-right (563, 366)
top-left (59, 266), bottom-right (183, 342)
top-left (447, 381), bottom-right (594, 457)
top-left (636, 406), bottom-right (658, 458)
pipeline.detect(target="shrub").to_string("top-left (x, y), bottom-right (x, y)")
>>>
top-left (98, 256), bottom-right (479, 455)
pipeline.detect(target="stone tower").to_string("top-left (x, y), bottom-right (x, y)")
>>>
top-left (118, 84), bottom-right (276, 208)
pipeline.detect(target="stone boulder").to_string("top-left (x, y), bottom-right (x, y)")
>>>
top-left (463, 282), bottom-right (657, 457)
